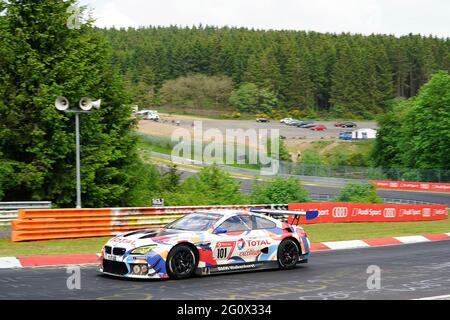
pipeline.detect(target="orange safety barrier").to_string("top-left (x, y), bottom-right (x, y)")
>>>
top-left (288, 202), bottom-right (448, 224)
top-left (12, 205), bottom-right (265, 242)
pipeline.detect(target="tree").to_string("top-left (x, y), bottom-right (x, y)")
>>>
top-left (372, 71), bottom-right (450, 177)
top-left (244, 48), bottom-right (282, 92)
top-left (162, 165), bottom-right (248, 206)
top-left (335, 182), bottom-right (382, 203)
top-left (97, 26), bottom-right (447, 118)
top-left (399, 71), bottom-right (450, 170)
top-left (229, 83), bottom-right (278, 114)
top-left (0, 1), bottom-right (149, 207)
top-left (159, 74), bottom-right (233, 110)
top-left (282, 51), bottom-right (315, 110)
top-left (371, 100), bottom-right (408, 169)
top-left (161, 164), bottom-right (181, 192)
top-left (250, 177), bottom-right (310, 204)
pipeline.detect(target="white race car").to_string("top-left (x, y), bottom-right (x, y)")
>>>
top-left (99, 208), bottom-right (318, 279)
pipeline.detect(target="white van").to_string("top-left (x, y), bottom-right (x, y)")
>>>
top-left (134, 110), bottom-right (160, 121)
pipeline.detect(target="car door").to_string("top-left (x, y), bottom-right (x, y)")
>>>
top-left (239, 214), bottom-right (277, 261)
top-left (210, 215), bottom-right (253, 264)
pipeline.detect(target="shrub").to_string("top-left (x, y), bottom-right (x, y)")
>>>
top-left (334, 182), bottom-right (382, 203)
top-left (250, 176), bottom-right (310, 204)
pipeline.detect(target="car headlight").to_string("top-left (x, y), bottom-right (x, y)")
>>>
top-left (131, 245), bottom-right (157, 255)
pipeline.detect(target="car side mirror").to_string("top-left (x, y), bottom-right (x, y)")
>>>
top-left (214, 227), bottom-right (227, 234)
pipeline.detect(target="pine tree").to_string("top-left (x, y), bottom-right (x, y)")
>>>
top-left (0, 0), bottom-right (151, 207)
top-left (283, 49), bottom-right (315, 110)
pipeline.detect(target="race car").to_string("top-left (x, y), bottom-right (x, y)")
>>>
top-left (99, 208), bottom-right (318, 279)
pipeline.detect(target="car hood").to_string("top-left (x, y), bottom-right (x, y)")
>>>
top-left (105, 228), bottom-right (207, 251)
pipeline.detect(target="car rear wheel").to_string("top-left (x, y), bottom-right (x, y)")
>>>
top-left (167, 244), bottom-right (197, 279)
top-left (277, 239), bottom-right (300, 270)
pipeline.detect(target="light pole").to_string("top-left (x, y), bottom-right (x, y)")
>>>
top-left (55, 96), bottom-right (101, 208)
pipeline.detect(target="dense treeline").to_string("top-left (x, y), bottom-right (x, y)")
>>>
top-left (372, 71), bottom-right (450, 180)
top-left (100, 26), bottom-right (449, 118)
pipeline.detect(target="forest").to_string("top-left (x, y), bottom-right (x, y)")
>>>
top-left (100, 26), bottom-right (450, 118)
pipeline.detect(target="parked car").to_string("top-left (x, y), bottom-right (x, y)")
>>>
top-left (335, 121), bottom-right (357, 128)
top-left (294, 121), bottom-right (310, 127)
top-left (280, 118), bottom-right (294, 124)
top-left (134, 110), bottom-right (160, 121)
top-left (256, 118), bottom-right (270, 123)
top-left (299, 123), bottom-right (316, 128)
top-left (341, 122), bottom-right (357, 128)
top-left (310, 125), bottom-right (327, 131)
top-left (286, 119), bottom-right (300, 125)
top-left (339, 130), bottom-right (353, 140)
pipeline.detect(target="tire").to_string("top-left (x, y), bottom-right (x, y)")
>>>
top-left (166, 244), bottom-right (197, 279)
top-left (277, 239), bottom-right (300, 270)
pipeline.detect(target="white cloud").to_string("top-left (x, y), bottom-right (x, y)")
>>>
top-left (90, 1), bottom-right (137, 28)
top-left (79, 0), bottom-right (450, 37)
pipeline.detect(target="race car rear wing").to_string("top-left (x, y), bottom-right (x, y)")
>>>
top-left (249, 208), bottom-right (319, 225)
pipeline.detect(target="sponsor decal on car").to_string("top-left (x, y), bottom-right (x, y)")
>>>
top-left (214, 241), bottom-right (236, 260)
top-left (246, 239), bottom-right (271, 247)
top-left (109, 238), bottom-right (137, 246)
top-left (239, 249), bottom-right (261, 257)
top-left (237, 238), bottom-right (246, 250)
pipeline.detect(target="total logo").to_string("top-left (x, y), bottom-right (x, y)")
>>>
top-left (247, 239), bottom-right (271, 247)
top-left (332, 207), bottom-right (348, 218)
top-left (237, 238), bottom-right (246, 250)
top-left (383, 208), bottom-right (396, 218)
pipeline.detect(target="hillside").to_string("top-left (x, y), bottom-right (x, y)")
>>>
top-left (101, 26), bottom-right (449, 119)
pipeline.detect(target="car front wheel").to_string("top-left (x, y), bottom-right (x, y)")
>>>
top-left (277, 239), bottom-right (300, 270)
top-left (167, 244), bottom-right (197, 279)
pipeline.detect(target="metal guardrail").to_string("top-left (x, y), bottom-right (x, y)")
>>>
top-left (145, 150), bottom-right (358, 186)
top-left (0, 202), bottom-right (52, 226)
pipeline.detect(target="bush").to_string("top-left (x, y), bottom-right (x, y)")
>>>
top-left (162, 165), bottom-right (249, 206)
top-left (334, 182), bottom-right (382, 203)
top-left (250, 176), bottom-right (310, 204)
top-left (120, 162), bottom-right (162, 207)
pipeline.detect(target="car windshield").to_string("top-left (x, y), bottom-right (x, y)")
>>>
top-left (165, 212), bottom-right (222, 232)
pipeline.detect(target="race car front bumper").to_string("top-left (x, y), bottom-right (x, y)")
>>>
top-left (99, 252), bottom-right (170, 279)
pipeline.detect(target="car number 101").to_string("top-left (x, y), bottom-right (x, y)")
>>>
top-left (215, 247), bottom-right (228, 259)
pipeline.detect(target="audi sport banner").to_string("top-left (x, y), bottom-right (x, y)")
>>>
top-left (288, 202), bottom-right (448, 224)
top-left (371, 180), bottom-right (450, 193)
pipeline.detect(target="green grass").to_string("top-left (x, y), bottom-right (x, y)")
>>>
top-left (0, 237), bottom-right (110, 257)
top-left (0, 218), bottom-right (448, 257)
top-left (137, 133), bottom-right (263, 170)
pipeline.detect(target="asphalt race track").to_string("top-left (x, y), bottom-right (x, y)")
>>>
top-left (304, 185), bottom-right (450, 206)
top-left (169, 167), bottom-right (450, 205)
top-left (1, 241), bottom-right (449, 300)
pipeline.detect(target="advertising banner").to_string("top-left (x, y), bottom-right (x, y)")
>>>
top-left (371, 180), bottom-right (450, 193)
top-left (288, 202), bottom-right (448, 224)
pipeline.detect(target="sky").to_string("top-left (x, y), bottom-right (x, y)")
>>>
top-left (79, 0), bottom-right (450, 37)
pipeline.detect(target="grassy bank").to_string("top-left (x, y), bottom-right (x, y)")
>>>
top-left (1, 218), bottom-right (448, 257)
